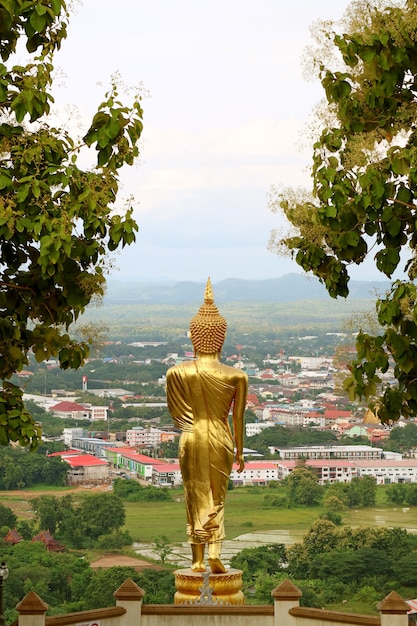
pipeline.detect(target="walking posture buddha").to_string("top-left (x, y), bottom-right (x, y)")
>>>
top-left (166, 278), bottom-right (248, 574)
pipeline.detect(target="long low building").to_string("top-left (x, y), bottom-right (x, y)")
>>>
top-left (355, 459), bottom-right (417, 484)
top-left (276, 458), bottom-right (417, 485)
top-left (103, 448), bottom-right (281, 487)
top-left (277, 459), bottom-right (357, 484)
top-left (273, 444), bottom-right (386, 461)
top-left (56, 444), bottom-right (417, 488)
top-left (104, 447), bottom-right (162, 481)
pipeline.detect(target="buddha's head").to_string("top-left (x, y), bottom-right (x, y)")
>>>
top-left (190, 278), bottom-right (227, 355)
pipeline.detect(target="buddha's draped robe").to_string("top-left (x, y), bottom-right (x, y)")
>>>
top-left (166, 361), bottom-right (237, 544)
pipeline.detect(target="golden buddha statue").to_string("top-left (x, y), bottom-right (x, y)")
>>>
top-left (166, 278), bottom-right (248, 574)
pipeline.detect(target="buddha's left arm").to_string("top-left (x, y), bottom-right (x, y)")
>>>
top-left (232, 373), bottom-right (248, 472)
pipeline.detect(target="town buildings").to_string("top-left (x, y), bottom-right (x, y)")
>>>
top-left (25, 344), bottom-right (417, 489)
top-left (355, 459), bottom-right (417, 485)
top-left (125, 426), bottom-right (178, 448)
top-left (51, 438), bottom-right (417, 488)
top-left (49, 400), bottom-right (109, 421)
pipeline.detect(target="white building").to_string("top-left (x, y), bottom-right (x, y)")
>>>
top-left (150, 460), bottom-right (280, 487)
top-left (265, 407), bottom-right (306, 427)
top-left (274, 458), bottom-right (417, 486)
top-left (152, 462), bottom-right (182, 486)
top-left (296, 356), bottom-right (334, 370)
top-left (86, 388), bottom-right (130, 398)
top-left (274, 445), bottom-right (385, 461)
top-left (355, 460), bottom-right (417, 484)
top-left (63, 427), bottom-right (84, 447)
top-left (245, 421), bottom-right (276, 437)
top-left (126, 426), bottom-right (165, 447)
top-left (277, 459), bottom-right (358, 484)
top-left (84, 404), bottom-right (109, 421)
top-left (49, 400), bottom-right (109, 421)
top-left (64, 454), bottom-right (110, 485)
top-left (49, 400), bottom-right (90, 420)
top-left (230, 462), bottom-right (279, 486)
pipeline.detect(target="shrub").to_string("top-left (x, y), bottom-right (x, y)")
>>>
top-left (263, 493), bottom-right (290, 508)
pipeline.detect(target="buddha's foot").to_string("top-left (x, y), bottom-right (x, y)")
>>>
top-left (191, 561), bottom-right (206, 572)
top-left (208, 557), bottom-right (226, 574)
top-left (191, 543), bottom-right (205, 571)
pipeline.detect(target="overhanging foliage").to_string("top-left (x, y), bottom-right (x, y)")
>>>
top-left (270, 0), bottom-right (417, 423)
top-left (0, 1), bottom-right (142, 447)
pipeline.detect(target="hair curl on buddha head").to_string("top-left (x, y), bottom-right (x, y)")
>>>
top-left (190, 278), bottom-right (227, 355)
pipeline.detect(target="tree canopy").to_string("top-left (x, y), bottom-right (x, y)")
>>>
top-left (30, 492), bottom-right (127, 548)
top-left (230, 521), bottom-right (417, 607)
top-left (0, 1), bottom-right (142, 448)
top-left (0, 445), bottom-right (67, 488)
top-left (1, 544), bottom-right (174, 622)
top-left (269, 0), bottom-right (417, 423)
top-left (285, 465), bottom-right (323, 506)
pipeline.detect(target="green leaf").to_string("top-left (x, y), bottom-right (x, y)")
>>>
top-left (345, 231), bottom-right (360, 246)
top-left (105, 119), bottom-right (121, 140)
top-left (375, 248), bottom-right (400, 276)
top-left (0, 171), bottom-right (11, 188)
top-left (392, 157), bottom-right (410, 176)
top-left (29, 10), bottom-right (46, 32)
top-left (386, 217), bottom-right (402, 237)
top-left (35, 4), bottom-right (48, 16)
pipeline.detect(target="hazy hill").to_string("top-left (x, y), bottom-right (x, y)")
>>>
top-left (104, 274), bottom-right (390, 305)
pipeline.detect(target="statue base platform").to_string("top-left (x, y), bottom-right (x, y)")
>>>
top-left (174, 568), bottom-right (244, 605)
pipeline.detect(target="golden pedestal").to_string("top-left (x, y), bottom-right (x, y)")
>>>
top-left (174, 568), bottom-right (244, 605)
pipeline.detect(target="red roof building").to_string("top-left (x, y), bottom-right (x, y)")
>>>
top-left (230, 461), bottom-right (279, 485)
top-left (3, 528), bottom-right (23, 545)
top-left (277, 459), bottom-right (357, 484)
top-left (246, 393), bottom-right (260, 406)
top-left (63, 454), bottom-right (110, 485)
top-left (32, 530), bottom-right (65, 552)
top-left (324, 409), bottom-right (354, 421)
top-left (49, 401), bottom-right (90, 420)
top-left (151, 461), bottom-right (182, 486)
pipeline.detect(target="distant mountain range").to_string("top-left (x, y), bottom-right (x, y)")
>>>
top-left (104, 274), bottom-right (390, 305)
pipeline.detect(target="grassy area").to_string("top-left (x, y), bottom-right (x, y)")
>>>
top-left (123, 487), bottom-right (329, 543)
top-left (122, 486), bottom-right (417, 543)
top-left (327, 599), bottom-right (380, 616)
top-left (124, 499), bottom-right (187, 543)
top-left (342, 505), bottom-right (417, 531)
top-left (2, 484), bottom-right (417, 544)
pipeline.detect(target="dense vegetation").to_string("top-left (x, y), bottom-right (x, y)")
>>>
top-left (0, 445), bottom-right (67, 489)
top-left (271, 0), bottom-right (417, 424)
top-left (1, 478), bottom-right (417, 619)
top-left (261, 465), bottom-right (377, 510)
top-left (0, 0), bottom-right (142, 448)
top-left (112, 477), bottom-right (172, 502)
top-left (246, 425), bottom-right (338, 457)
top-left (231, 521), bottom-right (417, 610)
top-left (247, 422), bottom-right (417, 458)
top-left (0, 542), bottom-right (175, 623)
top-left (75, 299), bottom-right (373, 343)
top-left (30, 492), bottom-right (129, 549)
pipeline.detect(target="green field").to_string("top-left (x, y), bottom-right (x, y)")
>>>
top-left (123, 487), bottom-right (417, 544)
top-left (123, 488), bottom-right (329, 544)
top-left (2, 486), bottom-right (417, 545)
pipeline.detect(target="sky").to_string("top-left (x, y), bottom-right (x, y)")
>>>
top-left (51, 0), bottom-right (371, 284)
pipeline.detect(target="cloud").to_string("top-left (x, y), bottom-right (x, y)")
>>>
top-left (51, 0), bottom-right (355, 282)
